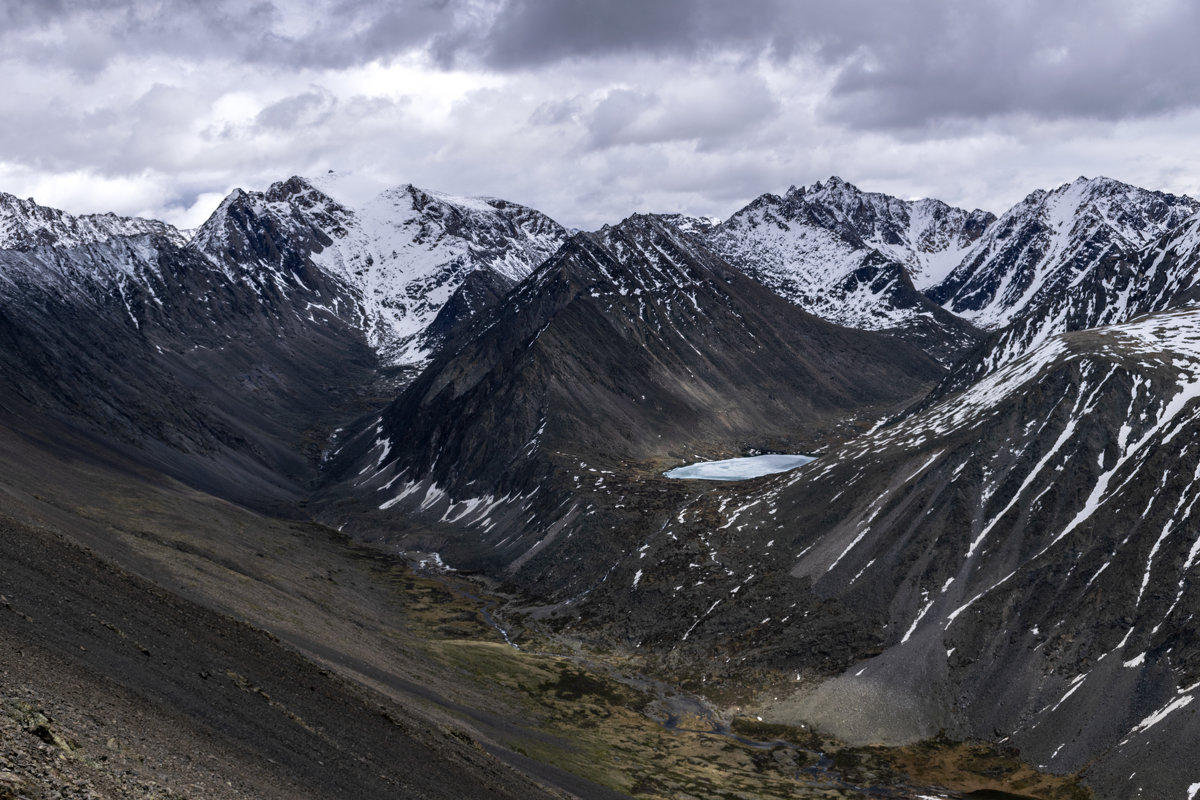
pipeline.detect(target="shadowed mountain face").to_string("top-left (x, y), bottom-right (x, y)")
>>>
top-left (0, 176), bottom-right (566, 513)
top-left (336, 214), bottom-right (943, 502)
top-left (418, 267), bottom-right (518, 355)
top-left (0, 234), bottom-right (377, 513)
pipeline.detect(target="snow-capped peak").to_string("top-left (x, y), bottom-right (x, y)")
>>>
top-left (702, 177), bottom-right (988, 362)
top-left (931, 176), bottom-right (1200, 330)
top-left (655, 212), bottom-right (722, 236)
top-left (778, 176), bottom-right (996, 289)
top-left (190, 176), bottom-right (569, 365)
top-left (0, 192), bottom-right (185, 251)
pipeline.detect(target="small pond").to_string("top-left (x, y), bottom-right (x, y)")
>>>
top-left (663, 454), bottom-right (815, 481)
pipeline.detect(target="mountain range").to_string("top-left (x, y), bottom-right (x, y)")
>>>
top-left (4, 170), bottom-right (1200, 799)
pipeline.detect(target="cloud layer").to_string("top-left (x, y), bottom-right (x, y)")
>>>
top-left (3, 0), bottom-right (1199, 229)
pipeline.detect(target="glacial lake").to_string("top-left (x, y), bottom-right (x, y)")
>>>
top-left (663, 454), bottom-right (815, 481)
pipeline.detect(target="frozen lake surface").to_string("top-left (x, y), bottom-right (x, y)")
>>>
top-left (663, 454), bottom-right (815, 481)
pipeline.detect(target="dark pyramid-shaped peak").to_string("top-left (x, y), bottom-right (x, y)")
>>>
top-left (264, 174), bottom-right (323, 201)
top-left (588, 212), bottom-right (740, 283)
top-left (188, 179), bottom-right (347, 285)
top-left (336, 221), bottom-right (943, 515)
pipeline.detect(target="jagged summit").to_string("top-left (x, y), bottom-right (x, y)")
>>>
top-left (927, 198), bottom-right (1200, 393)
top-left (0, 191), bottom-right (185, 251)
top-left (929, 175), bottom-right (1200, 330)
top-left (776, 176), bottom-right (996, 288)
top-left (702, 172), bottom-right (1199, 374)
top-left (190, 175), bottom-right (568, 364)
top-left (703, 177), bottom-right (988, 363)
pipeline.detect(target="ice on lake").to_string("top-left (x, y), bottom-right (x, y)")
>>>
top-left (663, 454), bottom-right (815, 481)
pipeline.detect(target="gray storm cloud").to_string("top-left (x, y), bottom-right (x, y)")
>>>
top-left (1, 0), bottom-right (1198, 230)
top-left (9, 1), bottom-right (1199, 125)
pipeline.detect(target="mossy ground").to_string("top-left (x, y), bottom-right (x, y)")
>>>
top-left (393, 569), bottom-right (1093, 799)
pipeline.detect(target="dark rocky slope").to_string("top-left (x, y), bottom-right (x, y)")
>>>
top-left (0, 516), bottom-right (563, 800)
top-left (554, 307), bottom-right (1200, 800)
top-left (0, 408), bottom-right (625, 800)
top-left (0, 233), bottom-right (377, 514)
top-left (322, 214), bottom-right (943, 594)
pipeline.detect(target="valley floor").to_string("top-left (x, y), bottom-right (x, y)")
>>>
top-left (0, 422), bottom-right (1092, 800)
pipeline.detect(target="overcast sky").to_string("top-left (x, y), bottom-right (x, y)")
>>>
top-left (4, 0), bottom-right (1200, 229)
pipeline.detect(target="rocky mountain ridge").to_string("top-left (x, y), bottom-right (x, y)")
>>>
top-left (191, 175), bottom-right (568, 365)
top-left (703, 177), bottom-right (992, 363)
top-left (931, 176), bottom-right (1200, 330)
top-left (0, 191), bottom-right (186, 251)
top-left (927, 186), bottom-right (1200, 396)
top-left (7, 172), bottom-right (1200, 799)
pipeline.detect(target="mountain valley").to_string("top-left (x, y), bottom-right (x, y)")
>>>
top-left (3, 172), bottom-right (1200, 799)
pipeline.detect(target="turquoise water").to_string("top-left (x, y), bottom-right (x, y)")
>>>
top-left (663, 454), bottom-right (815, 481)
